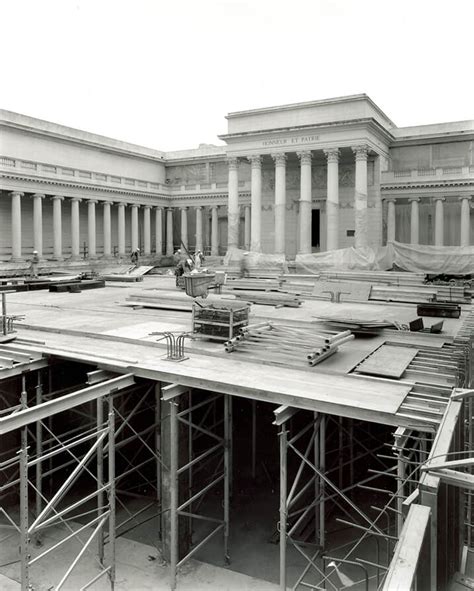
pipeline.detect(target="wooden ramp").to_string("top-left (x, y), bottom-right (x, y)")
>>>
top-left (128, 266), bottom-right (155, 276)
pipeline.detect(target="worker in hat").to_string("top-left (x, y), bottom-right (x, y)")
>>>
top-left (30, 250), bottom-right (39, 279)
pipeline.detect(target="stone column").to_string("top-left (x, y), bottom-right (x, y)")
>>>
top-left (211, 206), bottom-right (219, 256)
top-left (103, 201), bottom-right (112, 258)
top-left (249, 155), bottom-right (262, 252)
top-left (227, 157), bottom-right (239, 251)
top-left (434, 196), bottom-right (445, 246)
top-left (352, 145), bottom-right (369, 248)
top-left (155, 207), bottom-right (163, 255)
top-left (166, 208), bottom-right (174, 255)
top-left (143, 205), bottom-right (151, 255)
top-left (243, 205), bottom-right (251, 250)
top-left (297, 151), bottom-right (313, 254)
top-left (195, 206), bottom-right (203, 252)
top-left (71, 198), bottom-right (81, 259)
top-left (324, 148), bottom-right (340, 250)
top-left (10, 191), bottom-right (23, 261)
top-left (409, 197), bottom-right (420, 245)
top-left (52, 196), bottom-right (64, 260)
top-left (180, 207), bottom-right (188, 249)
top-left (131, 204), bottom-right (139, 251)
top-left (87, 199), bottom-right (98, 258)
top-left (32, 193), bottom-right (45, 258)
top-left (272, 153), bottom-right (287, 254)
top-left (385, 198), bottom-right (396, 243)
top-left (118, 203), bottom-right (126, 256)
top-left (460, 196), bottom-right (472, 247)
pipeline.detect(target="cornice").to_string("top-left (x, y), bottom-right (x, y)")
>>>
top-left (219, 117), bottom-right (395, 145)
top-left (381, 179), bottom-right (474, 190)
top-left (0, 171), bottom-right (168, 199)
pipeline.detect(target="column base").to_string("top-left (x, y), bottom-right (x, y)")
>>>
top-left (51, 256), bottom-right (64, 262)
top-left (69, 255), bottom-right (82, 262)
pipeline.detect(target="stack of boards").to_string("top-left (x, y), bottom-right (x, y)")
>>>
top-left (280, 271), bottom-right (471, 305)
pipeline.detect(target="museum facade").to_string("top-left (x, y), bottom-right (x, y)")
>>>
top-left (0, 94), bottom-right (473, 262)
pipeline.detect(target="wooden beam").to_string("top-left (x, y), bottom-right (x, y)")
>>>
top-left (383, 504), bottom-right (431, 590)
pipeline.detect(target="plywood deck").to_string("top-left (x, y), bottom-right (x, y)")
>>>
top-left (3, 275), bottom-right (468, 429)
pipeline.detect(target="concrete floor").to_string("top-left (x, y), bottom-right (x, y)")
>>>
top-left (0, 521), bottom-right (280, 590)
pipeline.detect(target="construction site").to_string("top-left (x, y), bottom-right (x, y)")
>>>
top-left (0, 253), bottom-right (472, 591)
top-left (1, 95), bottom-right (474, 590)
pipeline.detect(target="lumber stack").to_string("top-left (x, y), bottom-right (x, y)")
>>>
top-left (281, 272), bottom-right (471, 304)
top-left (224, 322), bottom-right (354, 368)
top-left (225, 278), bottom-right (282, 291)
top-left (230, 290), bottom-right (302, 308)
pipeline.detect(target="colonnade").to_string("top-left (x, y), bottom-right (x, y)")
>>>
top-left (385, 195), bottom-right (472, 246)
top-left (7, 192), bottom-right (225, 261)
top-left (227, 144), bottom-right (373, 254)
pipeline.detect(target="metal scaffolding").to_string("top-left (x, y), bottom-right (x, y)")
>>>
top-left (161, 385), bottom-right (231, 590)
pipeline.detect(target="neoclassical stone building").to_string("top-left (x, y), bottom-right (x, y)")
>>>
top-left (0, 94), bottom-right (473, 262)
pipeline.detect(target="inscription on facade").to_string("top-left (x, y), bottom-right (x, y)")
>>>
top-left (262, 135), bottom-right (320, 147)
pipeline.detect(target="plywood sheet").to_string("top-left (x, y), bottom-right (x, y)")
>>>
top-left (355, 345), bottom-right (418, 379)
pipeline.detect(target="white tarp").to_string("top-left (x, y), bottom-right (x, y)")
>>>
top-left (390, 242), bottom-right (474, 274)
top-left (294, 242), bottom-right (474, 275)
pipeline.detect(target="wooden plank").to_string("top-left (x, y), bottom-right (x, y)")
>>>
top-left (355, 344), bottom-right (418, 378)
top-left (382, 504), bottom-right (431, 590)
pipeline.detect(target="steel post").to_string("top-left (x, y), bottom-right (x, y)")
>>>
top-left (170, 400), bottom-right (178, 590)
top-left (224, 394), bottom-right (230, 565)
top-left (279, 426), bottom-right (287, 590)
top-left (97, 397), bottom-right (105, 564)
top-left (108, 396), bottom-right (116, 589)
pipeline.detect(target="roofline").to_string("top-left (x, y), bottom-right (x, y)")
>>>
top-left (0, 109), bottom-right (166, 161)
top-left (225, 93), bottom-right (397, 128)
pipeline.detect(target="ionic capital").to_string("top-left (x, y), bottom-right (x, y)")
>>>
top-left (52, 195), bottom-right (64, 201)
top-left (166, 207), bottom-right (174, 212)
top-left (248, 155), bottom-right (262, 169)
top-left (194, 205), bottom-right (203, 210)
top-left (352, 145), bottom-right (370, 161)
top-left (10, 191), bottom-right (24, 198)
top-left (272, 152), bottom-right (287, 166)
top-left (88, 199), bottom-right (99, 205)
top-left (323, 148), bottom-right (340, 163)
top-left (459, 195), bottom-right (472, 202)
top-left (408, 196), bottom-right (420, 203)
top-left (71, 197), bottom-right (82, 203)
top-left (155, 206), bottom-right (164, 211)
top-left (32, 193), bottom-right (45, 200)
top-left (143, 204), bottom-right (152, 210)
top-left (383, 197), bottom-right (396, 204)
top-left (433, 196), bottom-right (445, 202)
top-left (210, 205), bottom-right (219, 212)
top-left (130, 203), bottom-right (140, 209)
top-left (180, 206), bottom-right (188, 211)
top-left (227, 156), bottom-right (239, 170)
top-left (297, 151), bottom-right (312, 166)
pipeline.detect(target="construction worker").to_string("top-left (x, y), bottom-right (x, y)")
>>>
top-left (194, 250), bottom-right (204, 270)
top-left (240, 252), bottom-right (250, 278)
top-left (131, 248), bottom-right (140, 265)
top-left (30, 250), bottom-right (39, 279)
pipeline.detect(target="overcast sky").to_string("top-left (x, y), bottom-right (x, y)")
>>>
top-left (1, 0), bottom-right (473, 151)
